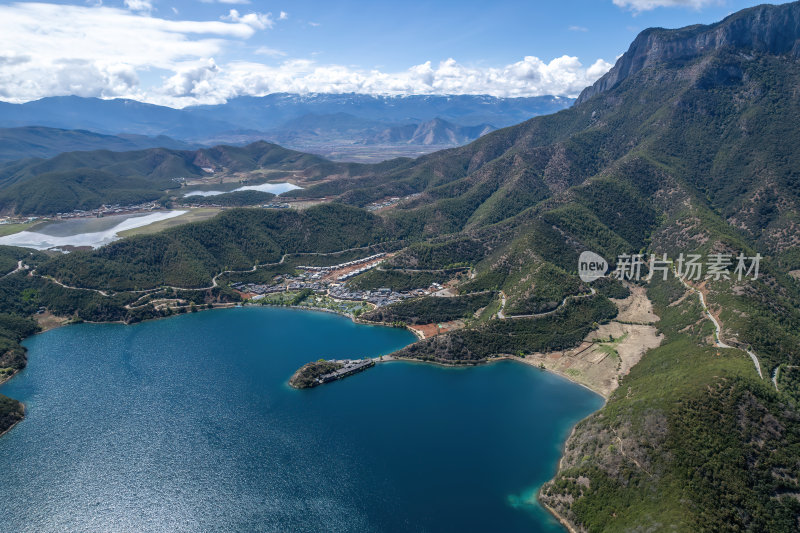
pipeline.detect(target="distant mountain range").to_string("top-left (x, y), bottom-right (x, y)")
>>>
top-left (259, 114), bottom-right (496, 148)
top-left (2, 3), bottom-right (800, 531)
top-left (365, 118), bottom-right (494, 145)
top-left (0, 127), bottom-right (195, 163)
top-left (0, 94), bottom-right (572, 161)
top-left (183, 93), bottom-right (572, 134)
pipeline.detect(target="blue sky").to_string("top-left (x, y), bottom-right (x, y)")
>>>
top-left (0, 0), bottom-right (791, 106)
top-left (194, 0), bottom-right (780, 69)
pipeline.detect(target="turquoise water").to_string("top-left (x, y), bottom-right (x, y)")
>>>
top-left (0, 307), bottom-right (603, 532)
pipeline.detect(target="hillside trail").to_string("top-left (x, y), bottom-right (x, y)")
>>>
top-left (496, 288), bottom-right (596, 320)
top-left (675, 272), bottom-right (764, 381)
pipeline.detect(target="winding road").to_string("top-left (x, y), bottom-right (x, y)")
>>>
top-left (675, 271), bottom-right (764, 381)
top-left (2, 260), bottom-right (26, 278)
top-left (496, 288), bottom-right (596, 320)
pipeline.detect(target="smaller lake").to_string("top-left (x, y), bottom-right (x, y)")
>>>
top-left (0, 211), bottom-right (185, 250)
top-left (184, 182), bottom-right (301, 197)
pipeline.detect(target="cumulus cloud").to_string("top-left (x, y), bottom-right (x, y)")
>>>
top-left (222, 9), bottom-right (275, 30)
top-left (0, 2), bottom-right (267, 102)
top-left (152, 56), bottom-right (614, 107)
top-left (0, 2), bottom-right (613, 107)
top-left (163, 59), bottom-right (220, 97)
top-left (123, 0), bottom-right (152, 13)
top-left (612, 0), bottom-right (721, 12)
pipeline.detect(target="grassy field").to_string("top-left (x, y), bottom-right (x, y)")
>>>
top-left (118, 208), bottom-right (222, 237)
top-left (0, 221), bottom-right (39, 237)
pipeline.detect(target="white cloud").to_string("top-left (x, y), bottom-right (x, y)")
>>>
top-left (569, 25), bottom-right (588, 32)
top-left (163, 58), bottom-right (220, 97)
top-left (279, 11), bottom-right (288, 20)
top-left (151, 56), bottom-right (614, 107)
top-left (0, 2), bottom-right (613, 107)
top-left (254, 46), bottom-right (287, 57)
top-left (222, 9), bottom-right (275, 30)
top-left (0, 2), bottom-right (267, 102)
top-left (123, 0), bottom-right (152, 13)
top-left (612, 0), bottom-right (720, 12)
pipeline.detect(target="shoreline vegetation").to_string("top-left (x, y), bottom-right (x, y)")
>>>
top-left (0, 296), bottom-right (602, 530)
top-left (5, 30), bottom-right (800, 522)
top-left (16, 297), bottom-right (612, 395)
top-left (0, 211), bottom-right (659, 533)
top-left (0, 391), bottom-right (24, 438)
top-left (252, 294), bottom-right (632, 401)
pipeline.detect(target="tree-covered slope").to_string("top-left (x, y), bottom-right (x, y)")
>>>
top-left (1, 3), bottom-right (800, 531)
top-left (38, 204), bottom-right (392, 290)
top-left (0, 141), bottom-right (338, 215)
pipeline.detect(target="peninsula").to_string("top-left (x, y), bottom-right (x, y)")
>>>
top-left (289, 358), bottom-right (376, 389)
top-left (1, 3), bottom-right (800, 531)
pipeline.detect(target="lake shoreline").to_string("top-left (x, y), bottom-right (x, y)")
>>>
top-left (0, 398), bottom-right (24, 439)
top-left (266, 302), bottom-right (607, 398)
top-left (2, 302), bottom-right (603, 532)
top-left (0, 210), bottom-right (187, 250)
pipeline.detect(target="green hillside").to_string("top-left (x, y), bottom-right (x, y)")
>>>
top-left (0, 141), bottom-right (337, 215)
top-left (1, 2), bottom-right (800, 530)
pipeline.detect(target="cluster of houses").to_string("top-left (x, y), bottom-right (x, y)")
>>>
top-left (328, 285), bottom-right (416, 307)
top-left (365, 193), bottom-right (422, 212)
top-left (176, 198), bottom-right (292, 209)
top-left (297, 253), bottom-right (386, 281)
top-left (337, 263), bottom-right (379, 281)
top-left (51, 202), bottom-right (164, 219)
top-left (0, 216), bottom-right (38, 225)
top-left (366, 197), bottom-right (401, 211)
top-left (316, 359), bottom-right (375, 384)
top-left (298, 253), bottom-right (386, 272)
top-left (228, 252), bottom-right (448, 308)
top-left (231, 276), bottom-right (442, 308)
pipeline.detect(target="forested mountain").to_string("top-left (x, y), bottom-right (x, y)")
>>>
top-left (0, 141), bottom-right (336, 215)
top-left (2, 2), bottom-right (800, 530)
top-left (286, 3), bottom-right (800, 269)
top-left (0, 127), bottom-right (194, 163)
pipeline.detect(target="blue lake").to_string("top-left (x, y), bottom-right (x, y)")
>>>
top-left (0, 307), bottom-right (603, 532)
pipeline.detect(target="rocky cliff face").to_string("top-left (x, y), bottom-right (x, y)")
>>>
top-left (577, 1), bottom-right (800, 104)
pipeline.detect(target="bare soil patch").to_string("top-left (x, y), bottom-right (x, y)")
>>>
top-left (521, 288), bottom-right (663, 397)
top-left (407, 320), bottom-right (465, 340)
top-left (612, 286), bottom-right (659, 324)
top-left (34, 312), bottom-right (70, 332)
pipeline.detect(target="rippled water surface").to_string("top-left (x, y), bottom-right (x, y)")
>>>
top-left (0, 307), bottom-right (602, 532)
